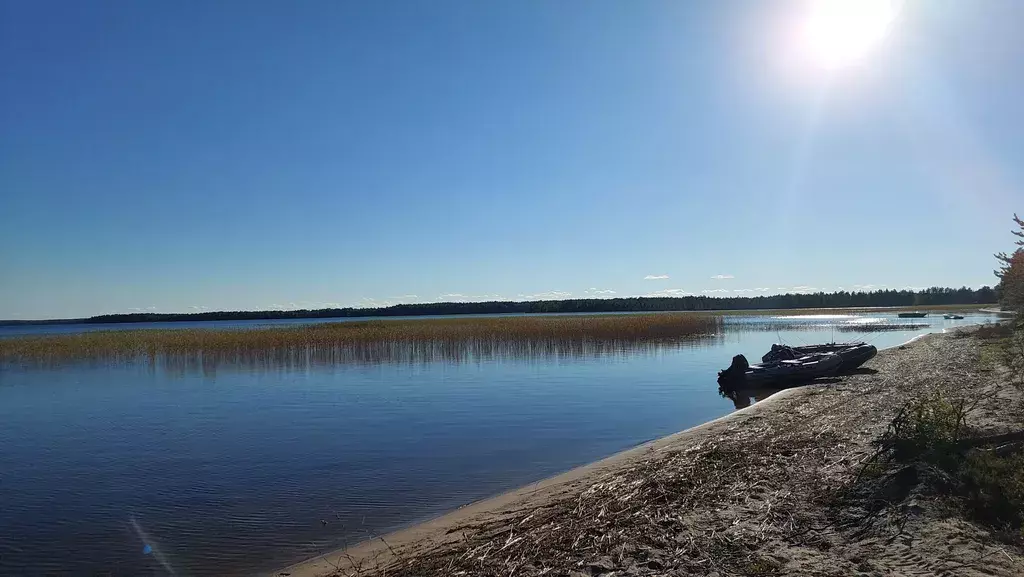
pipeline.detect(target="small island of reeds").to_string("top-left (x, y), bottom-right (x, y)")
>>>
top-left (0, 313), bottom-right (724, 371)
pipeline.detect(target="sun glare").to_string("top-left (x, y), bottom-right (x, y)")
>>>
top-left (802, 0), bottom-right (897, 69)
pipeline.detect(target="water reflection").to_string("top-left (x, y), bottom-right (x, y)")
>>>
top-left (717, 366), bottom-right (881, 410)
top-left (13, 334), bottom-right (728, 376)
top-left (164, 335), bottom-right (730, 376)
top-left (725, 318), bottom-right (930, 332)
top-left (718, 385), bottom-right (783, 409)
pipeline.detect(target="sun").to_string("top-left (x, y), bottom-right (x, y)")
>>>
top-left (802, 0), bottom-right (898, 69)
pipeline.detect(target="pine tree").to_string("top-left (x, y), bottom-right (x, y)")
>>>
top-left (995, 213), bottom-right (1024, 278)
top-left (995, 213), bottom-right (1024, 312)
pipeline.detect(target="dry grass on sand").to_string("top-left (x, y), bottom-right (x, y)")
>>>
top-left (283, 327), bottom-right (1024, 577)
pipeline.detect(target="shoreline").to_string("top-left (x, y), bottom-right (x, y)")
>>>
top-left (1, 303), bottom-right (995, 329)
top-left (274, 389), bottom-right (811, 577)
top-left (272, 331), bottom-right (948, 577)
top-left (1, 301), bottom-right (996, 327)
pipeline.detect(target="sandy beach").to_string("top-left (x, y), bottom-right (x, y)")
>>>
top-left (274, 327), bottom-right (1024, 577)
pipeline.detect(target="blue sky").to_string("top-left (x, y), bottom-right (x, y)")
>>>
top-left (1, 0), bottom-right (1020, 319)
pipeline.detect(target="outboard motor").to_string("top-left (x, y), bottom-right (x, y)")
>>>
top-left (717, 354), bottom-right (749, 386)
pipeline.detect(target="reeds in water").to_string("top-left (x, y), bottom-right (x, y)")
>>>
top-left (0, 314), bottom-right (724, 372)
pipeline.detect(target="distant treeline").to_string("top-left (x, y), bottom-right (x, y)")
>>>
top-left (0, 286), bottom-right (997, 326)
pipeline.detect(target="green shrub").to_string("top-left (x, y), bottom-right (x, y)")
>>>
top-left (976, 323), bottom-right (1014, 340)
top-left (874, 395), bottom-right (1024, 537)
top-left (879, 395), bottom-right (967, 471)
top-left (962, 450), bottom-right (1024, 532)
top-left (1004, 328), bottom-right (1024, 388)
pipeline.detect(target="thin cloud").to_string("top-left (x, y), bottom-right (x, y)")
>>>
top-left (519, 291), bottom-right (572, 300)
top-left (355, 297), bottom-right (401, 308)
top-left (648, 288), bottom-right (694, 297)
top-left (710, 274), bottom-right (734, 280)
top-left (585, 288), bottom-right (617, 296)
top-left (438, 293), bottom-right (504, 302)
top-left (701, 289), bottom-right (730, 294)
top-left (644, 275), bottom-right (670, 280)
top-left (345, 295), bottom-right (420, 307)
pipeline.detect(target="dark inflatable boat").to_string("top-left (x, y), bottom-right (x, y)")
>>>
top-left (762, 342), bottom-right (877, 373)
top-left (718, 352), bottom-right (842, 389)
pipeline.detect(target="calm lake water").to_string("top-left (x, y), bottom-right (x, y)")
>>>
top-left (0, 312), bottom-right (997, 576)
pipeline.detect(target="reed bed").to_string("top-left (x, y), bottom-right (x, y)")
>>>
top-left (0, 314), bottom-right (723, 371)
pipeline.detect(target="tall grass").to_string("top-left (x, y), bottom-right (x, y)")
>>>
top-left (0, 314), bottom-right (723, 372)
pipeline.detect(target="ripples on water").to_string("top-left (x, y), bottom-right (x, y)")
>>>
top-left (726, 315), bottom-right (931, 330)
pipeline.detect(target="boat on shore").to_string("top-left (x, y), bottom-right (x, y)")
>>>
top-left (762, 342), bottom-right (877, 373)
top-left (898, 312), bottom-right (927, 318)
top-left (717, 352), bottom-right (842, 389)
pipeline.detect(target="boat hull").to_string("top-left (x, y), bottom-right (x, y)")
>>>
top-left (762, 342), bottom-right (877, 373)
top-left (718, 353), bottom-right (842, 389)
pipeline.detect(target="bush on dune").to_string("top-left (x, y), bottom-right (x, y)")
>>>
top-left (842, 215), bottom-right (1024, 541)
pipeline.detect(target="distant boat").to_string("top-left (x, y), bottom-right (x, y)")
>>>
top-left (943, 314), bottom-right (965, 320)
top-left (898, 312), bottom-right (927, 318)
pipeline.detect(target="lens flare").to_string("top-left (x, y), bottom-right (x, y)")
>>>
top-left (802, 0), bottom-right (898, 69)
top-left (130, 517), bottom-right (178, 576)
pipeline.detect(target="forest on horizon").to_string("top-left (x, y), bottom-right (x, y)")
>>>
top-left (1, 286), bottom-right (997, 326)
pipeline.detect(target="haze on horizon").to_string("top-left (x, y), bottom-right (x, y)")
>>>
top-left (1, 0), bottom-right (1020, 320)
